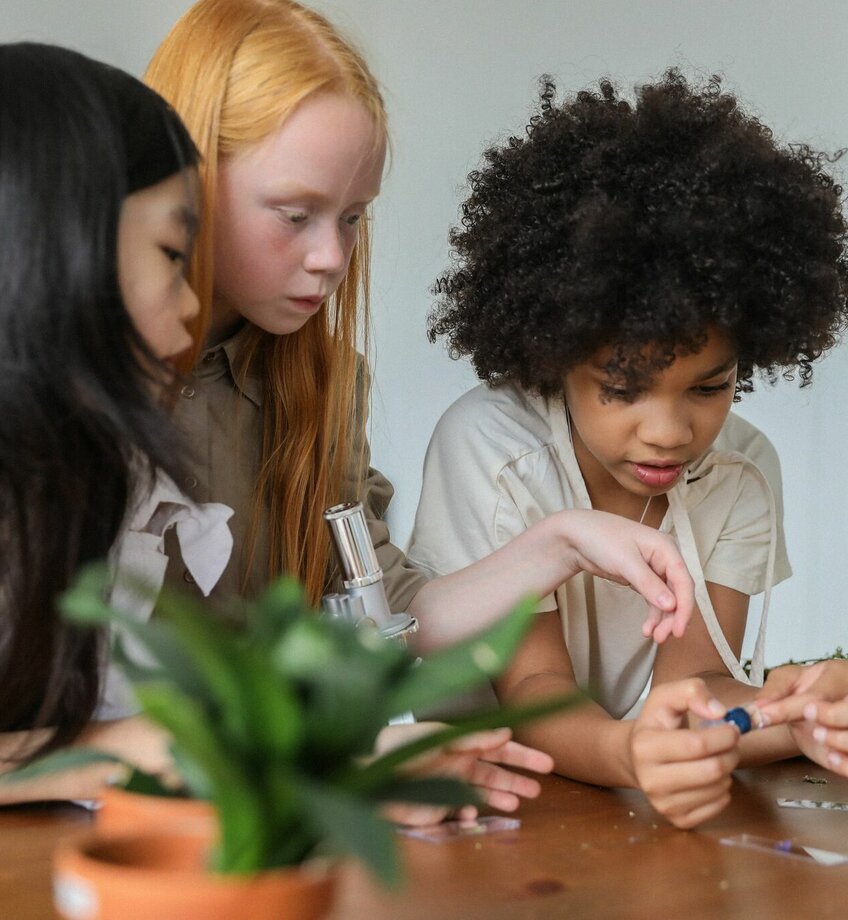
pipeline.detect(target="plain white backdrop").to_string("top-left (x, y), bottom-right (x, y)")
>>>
top-left (5, 1), bottom-right (848, 666)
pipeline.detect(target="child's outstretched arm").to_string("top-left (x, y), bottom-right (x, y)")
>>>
top-left (409, 509), bottom-right (694, 653)
top-left (494, 612), bottom-right (739, 828)
top-left (754, 661), bottom-right (848, 778)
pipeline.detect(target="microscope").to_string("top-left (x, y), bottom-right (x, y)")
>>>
top-left (322, 501), bottom-right (419, 723)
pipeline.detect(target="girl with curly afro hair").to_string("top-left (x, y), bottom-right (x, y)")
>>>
top-left (409, 70), bottom-right (848, 829)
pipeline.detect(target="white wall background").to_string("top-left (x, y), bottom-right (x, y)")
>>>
top-left (4, 1), bottom-right (848, 667)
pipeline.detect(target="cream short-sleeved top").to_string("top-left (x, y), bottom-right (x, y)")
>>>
top-left (408, 383), bottom-right (791, 718)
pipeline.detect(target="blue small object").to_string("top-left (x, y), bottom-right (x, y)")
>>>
top-left (724, 707), bottom-right (752, 734)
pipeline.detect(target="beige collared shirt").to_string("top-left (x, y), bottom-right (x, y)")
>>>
top-left (164, 324), bottom-right (428, 614)
top-left (409, 383), bottom-right (792, 718)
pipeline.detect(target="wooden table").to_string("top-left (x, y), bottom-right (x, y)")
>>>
top-left (3, 759), bottom-right (848, 919)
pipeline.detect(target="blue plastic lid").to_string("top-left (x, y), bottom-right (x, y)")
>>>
top-left (724, 707), bottom-right (752, 734)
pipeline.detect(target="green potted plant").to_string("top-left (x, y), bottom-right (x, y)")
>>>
top-left (15, 564), bottom-right (576, 920)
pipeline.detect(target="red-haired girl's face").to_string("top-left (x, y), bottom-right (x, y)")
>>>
top-left (564, 328), bottom-right (738, 515)
top-left (210, 92), bottom-right (385, 344)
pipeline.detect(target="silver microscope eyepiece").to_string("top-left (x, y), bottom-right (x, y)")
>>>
top-left (323, 502), bottom-right (418, 644)
top-left (323, 501), bottom-right (383, 588)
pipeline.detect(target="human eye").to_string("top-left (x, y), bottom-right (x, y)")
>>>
top-left (161, 245), bottom-right (186, 264)
top-left (693, 380), bottom-right (733, 398)
top-left (275, 208), bottom-right (309, 225)
top-left (598, 382), bottom-right (638, 404)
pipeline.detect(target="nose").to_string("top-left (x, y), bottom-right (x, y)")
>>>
top-left (636, 400), bottom-right (694, 450)
top-left (303, 223), bottom-right (347, 275)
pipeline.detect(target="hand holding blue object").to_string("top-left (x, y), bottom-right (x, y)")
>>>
top-left (700, 706), bottom-right (757, 734)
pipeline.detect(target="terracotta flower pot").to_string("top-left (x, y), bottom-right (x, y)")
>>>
top-left (96, 785), bottom-right (215, 836)
top-left (53, 830), bottom-right (337, 920)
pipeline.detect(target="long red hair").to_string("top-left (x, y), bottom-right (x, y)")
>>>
top-left (145, 0), bottom-right (385, 603)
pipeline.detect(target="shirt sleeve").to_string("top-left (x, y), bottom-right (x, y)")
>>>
top-left (360, 459), bottom-right (430, 613)
top-left (346, 355), bottom-right (429, 613)
top-left (408, 393), bottom-right (540, 580)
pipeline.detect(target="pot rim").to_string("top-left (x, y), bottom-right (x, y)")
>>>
top-left (55, 828), bottom-right (336, 885)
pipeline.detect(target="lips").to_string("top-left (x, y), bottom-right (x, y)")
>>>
top-left (288, 295), bottom-right (325, 313)
top-left (631, 462), bottom-right (684, 488)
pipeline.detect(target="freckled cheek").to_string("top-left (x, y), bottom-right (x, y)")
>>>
top-left (222, 225), bottom-right (287, 289)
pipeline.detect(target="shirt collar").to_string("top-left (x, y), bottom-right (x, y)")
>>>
top-left (196, 322), bottom-right (264, 408)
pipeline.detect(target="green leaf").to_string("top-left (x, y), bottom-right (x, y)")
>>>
top-left (273, 617), bottom-right (407, 760)
top-left (298, 779), bottom-right (400, 886)
top-left (0, 747), bottom-right (128, 784)
top-left (151, 600), bottom-right (256, 748)
top-left (169, 746), bottom-right (213, 801)
top-left (271, 618), bottom-right (338, 677)
top-left (259, 768), bottom-right (320, 868)
top-left (61, 564), bottom-right (211, 704)
top-left (386, 597), bottom-right (538, 716)
top-left (251, 577), bottom-right (308, 640)
top-left (110, 627), bottom-right (207, 702)
top-left (228, 643), bottom-right (303, 758)
top-left (59, 562), bottom-right (117, 625)
top-left (371, 776), bottom-right (477, 808)
top-left (123, 769), bottom-right (182, 797)
top-left (135, 683), bottom-right (268, 875)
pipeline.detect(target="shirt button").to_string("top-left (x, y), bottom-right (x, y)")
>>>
top-left (184, 475), bottom-right (198, 490)
top-left (183, 571), bottom-right (196, 585)
top-left (180, 385), bottom-right (196, 399)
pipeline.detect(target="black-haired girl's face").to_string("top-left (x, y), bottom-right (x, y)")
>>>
top-left (117, 167), bottom-right (200, 365)
top-left (563, 328), bottom-right (738, 515)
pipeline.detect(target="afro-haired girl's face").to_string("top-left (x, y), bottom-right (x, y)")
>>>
top-left (118, 168), bottom-right (200, 365)
top-left (564, 328), bottom-right (737, 515)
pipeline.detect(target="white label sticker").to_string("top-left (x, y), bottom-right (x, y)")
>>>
top-left (53, 872), bottom-right (99, 920)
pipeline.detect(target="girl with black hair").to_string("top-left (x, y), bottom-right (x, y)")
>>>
top-left (0, 41), bottom-right (216, 801)
top-left (0, 42), bottom-right (555, 817)
top-left (411, 71), bottom-right (848, 828)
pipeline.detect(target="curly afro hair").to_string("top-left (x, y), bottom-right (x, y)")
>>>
top-left (429, 70), bottom-right (848, 398)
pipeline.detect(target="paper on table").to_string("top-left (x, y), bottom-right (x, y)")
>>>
top-left (397, 815), bottom-right (520, 843)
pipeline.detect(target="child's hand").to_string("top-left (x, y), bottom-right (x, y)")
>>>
top-left (628, 679), bottom-right (740, 829)
top-left (375, 723), bottom-right (554, 826)
top-left (756, 661), bottom-right (848, 777)
top-left (563, 509), bottom-right (695, 643)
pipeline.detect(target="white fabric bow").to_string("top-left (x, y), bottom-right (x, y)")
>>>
top-left (97, 472), bottom-right (234, 720)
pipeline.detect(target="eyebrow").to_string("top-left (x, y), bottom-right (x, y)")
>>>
top-left (696, 357), bottom-right (738, 380)
top-left (263, 182), bottom-right (378, 209)
top-left (170, 205), bottom-right (199, 237)
top-left (589, 354), bottom-right (738, 380)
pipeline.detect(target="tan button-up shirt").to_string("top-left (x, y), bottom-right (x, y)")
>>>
top-left (164, 324), bottom-right (428, 614)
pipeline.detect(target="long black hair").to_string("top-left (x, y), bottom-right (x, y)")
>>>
top-left (0, 43), bottom-right (199, 756)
